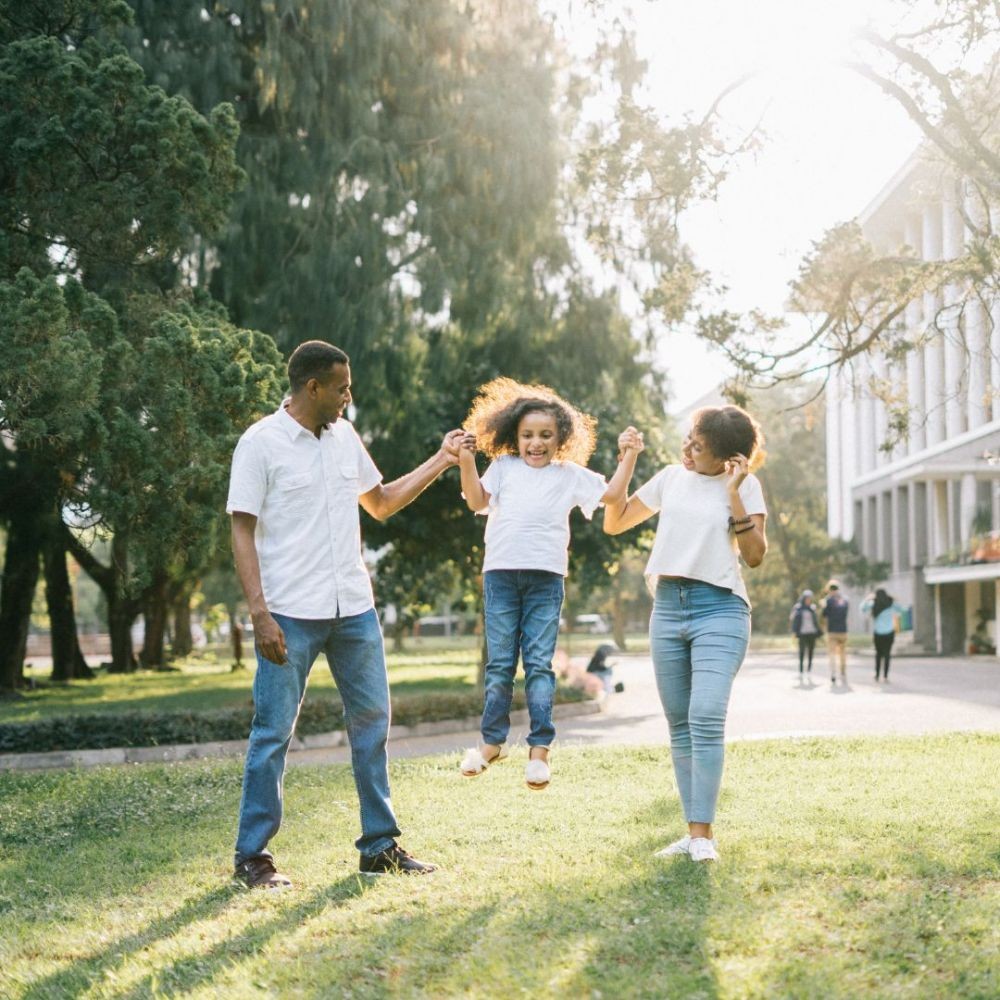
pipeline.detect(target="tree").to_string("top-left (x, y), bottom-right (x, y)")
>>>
top-left (0, 0), bottom-right (279, 686)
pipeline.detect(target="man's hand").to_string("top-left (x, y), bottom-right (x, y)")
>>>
top-left (252, 610), bottom-right (288, 665)
top-left (440, 428), bottom-right (466, 465)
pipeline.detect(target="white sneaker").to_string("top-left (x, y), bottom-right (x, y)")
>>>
top-left (653, 835), bottom-right (691, 857)
top-left (688, 837), bottom-right (719, 862)
top-left (525, 757), bottom-right (550, 790)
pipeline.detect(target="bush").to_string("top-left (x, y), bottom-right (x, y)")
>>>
top-left (0, 686), bottom-right (587, 754)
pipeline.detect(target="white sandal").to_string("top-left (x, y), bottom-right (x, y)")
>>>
top-left (460, 745), bottom-right (507, 777)
top-left (525, 756), bottom-right (550, 790)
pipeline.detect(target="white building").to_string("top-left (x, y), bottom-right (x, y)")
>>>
top-left (826, 150), bottom-right (1000, 654)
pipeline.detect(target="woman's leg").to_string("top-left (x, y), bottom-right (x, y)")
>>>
top-left (480, 572), bottom-right (522, 749)
top-left (797, 636), bottom-right (806, 673)
top-left (805, 636), bottom-right (815, 671)
top-left (685, 598), bottom-right (750, 831)
top-left (650, 582), bottom-right (694, 823)
top-left (884, 632), bottom-right (894, 679)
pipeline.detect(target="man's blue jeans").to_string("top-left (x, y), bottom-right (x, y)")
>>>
top-left (234, 608), bottom-right (400, 864)
top-left (481, 569), bottom-right (564, 748)
top-left (650, 578), bottom-right (750, 824)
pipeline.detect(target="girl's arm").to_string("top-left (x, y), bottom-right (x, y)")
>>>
top-left (601, 426), bottom-right (644, 505)
top-left (725, 453), bottom-right (767, 568)
top-left (458, 434), bottom-right (490, 512)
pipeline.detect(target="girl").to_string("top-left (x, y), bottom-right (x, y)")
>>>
top-left (861, 588), bottom-right (905, 682)
top-left (457, 377), bottom-right (643, 790)
top-left (604, 405), bottom-right (767, 862)
top-left (790, 589), bottom-right (822, 679)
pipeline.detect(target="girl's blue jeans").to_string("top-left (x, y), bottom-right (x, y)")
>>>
top-left (234, 609), bottom-right (401, 865)
top-left (650, 577), bottom-right (750, 824)
top-left (481, 569), bottom-right (564, 748)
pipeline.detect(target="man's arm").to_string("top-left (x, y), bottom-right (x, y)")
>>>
top-left (359, 429), bottom-right (464, 522)
top-left (231, 511), bottom-right (287, 665)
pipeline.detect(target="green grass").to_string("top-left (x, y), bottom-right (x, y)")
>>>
top-left (1, 733), bottom-right (997, 998)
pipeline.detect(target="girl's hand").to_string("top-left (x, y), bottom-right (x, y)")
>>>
top-left (724, 452), bottom-right (749, 492)
top-left (617, 426), bottom-right (644, 460)
top-left (460, 432), bottom-right (477, 452)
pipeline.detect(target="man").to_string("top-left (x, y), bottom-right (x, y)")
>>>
top-left (227, 340), bottom-right (463, 888)
top-left (821, 579), bottom-right (850, 687)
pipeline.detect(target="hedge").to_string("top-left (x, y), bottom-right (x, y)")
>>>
top-left (0, 686), bottom-right (587, 754)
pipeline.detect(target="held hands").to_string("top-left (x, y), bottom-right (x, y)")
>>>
top-left (617, 426), bottom-right (644, 461)
top-left (440, 428), bottom-right (467, 465)
top-left (724, 452), bottom-right (750, 493)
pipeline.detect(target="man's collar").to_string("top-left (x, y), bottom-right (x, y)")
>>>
top-left (276, 401), bottom-right (317, 441)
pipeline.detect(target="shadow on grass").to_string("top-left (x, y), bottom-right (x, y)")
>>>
top-left (22, 876), bottom-right (373, 1000)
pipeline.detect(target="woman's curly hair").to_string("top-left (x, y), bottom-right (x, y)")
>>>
top-left (692, 405), bottom-right (767, 471)
top-left (463, 377), bottom-right (597, 465)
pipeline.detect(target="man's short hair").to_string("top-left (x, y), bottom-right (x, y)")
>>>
top-left (827, 579), bottom-right (840, 591)
top-left (288, 341), bottom-right (349, 393)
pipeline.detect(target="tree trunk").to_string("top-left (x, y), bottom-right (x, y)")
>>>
top-left (171, 587), bottom-right (193, 658)
top-left (611, 584), bottom-right (628, 652)
top-left (139, 571), bottom-right (170, 669)
top-left (0, 509), bottom-right (43, 692)
top-left (229, 609), bottom-right (245, 671)
top-left (44, 520), bottom-right (93, 681)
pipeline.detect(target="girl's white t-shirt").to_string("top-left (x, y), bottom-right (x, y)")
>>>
top-left (634, 464), bottom-right (767, 606)
top-left (476, 455), bottom-right (607, 576)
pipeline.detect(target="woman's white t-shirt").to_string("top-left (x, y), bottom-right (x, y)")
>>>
top-left (634, 464), bottom-right (767, 606)
top-left (476, 455), bottom-right (607, 576)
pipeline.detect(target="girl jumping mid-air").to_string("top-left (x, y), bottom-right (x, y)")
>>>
top-left (457, 377), bottom-right (643, 790)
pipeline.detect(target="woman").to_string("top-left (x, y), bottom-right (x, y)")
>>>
top-left (790, 590), bottom-right (822, 678)
top-left (860, 588), bottom-right (904, 682)
top-left (604, 405), bottom-right (767, 863)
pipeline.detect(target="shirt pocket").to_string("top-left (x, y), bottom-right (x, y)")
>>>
top-left (274, 472), bottom-right (314, 512)
top-left (328, 457), bottom-right (360, 497)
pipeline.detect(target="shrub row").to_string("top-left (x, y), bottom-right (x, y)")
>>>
top-left (0, 685), bottom-right (586, 755)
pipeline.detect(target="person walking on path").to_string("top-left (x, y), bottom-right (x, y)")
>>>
top-left (456, 377), bottom-right (643, 790)
top-left (821, 580), bottom-right (850, 686)
top-left (861, 588), bottom-right (905, 682)
top-left (227, 340), bottom-right (464, 888)
top-left (790, 589), bottom-right (822, 679)
top-left (603, 404), bottom-right (767, 863)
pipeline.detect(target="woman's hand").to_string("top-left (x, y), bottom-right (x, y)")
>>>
top-left (617, 426), bottom-right (644, 461)
top-left (724, 452), bottom-right (749, 494)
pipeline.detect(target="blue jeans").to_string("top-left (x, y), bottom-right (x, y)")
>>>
top-left (481, 570), bottom-right (564, 748)
top-left (650, 578), bottom-right (750, 824)
top-left (234, 608), bottom-right (400, 864)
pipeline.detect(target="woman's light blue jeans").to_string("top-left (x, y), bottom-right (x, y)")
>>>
top-left (234, 609), bottom-right (400, 864)
top-left (481, 569), bottom-right (564, 748)
top-left (650, 578), bottom-right (750, 824)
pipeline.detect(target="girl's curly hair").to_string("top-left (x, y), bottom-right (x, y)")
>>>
top-left (463, 377), bottom-right (597, 465)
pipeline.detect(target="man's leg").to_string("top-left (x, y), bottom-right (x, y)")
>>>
top-left (235, 615), bottom-right (323, 874)
top-left (324, 608), bottom-right (401, 858)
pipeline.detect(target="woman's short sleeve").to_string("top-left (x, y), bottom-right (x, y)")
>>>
top-left (634, 467), bottom-right (669, 513)
top-left (739, 473), bottom-right (767, 515)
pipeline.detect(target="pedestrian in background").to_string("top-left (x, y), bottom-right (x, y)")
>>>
top-left (790, 589), bottom-right (822, 680)
top-left (821, 580), bottom-right (850, 687)
top-left (861, 588), bottom-right (905, 682)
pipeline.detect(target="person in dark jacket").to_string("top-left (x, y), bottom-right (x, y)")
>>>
top-left (789, 590), bottom-right (822, 678)
top-left (821, 579), bottom-right (850, 686)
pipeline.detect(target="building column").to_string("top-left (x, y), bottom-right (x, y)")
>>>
top-left (941, 182), bottom-right (967, 438)
top-left (923, 201), bottom-right (946, 446)
top-left (932, 480), bottom-right (950, 560)
top-left (904, 215), bottom-right (926, 453)
top-left (964, 183), bottom-right (989, 426)
top-left (990, 208), bottom-right (1000, 416)
top-left (960, 473), bottom-right (978, 548)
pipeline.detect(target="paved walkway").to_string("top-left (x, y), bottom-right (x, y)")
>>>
top-left (287, 649), bottom-right (1000, 768)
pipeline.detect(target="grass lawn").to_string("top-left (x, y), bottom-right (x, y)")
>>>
top-left (1, 733), bottom-right (997, 998)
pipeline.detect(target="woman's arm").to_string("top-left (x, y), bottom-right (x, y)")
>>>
top-left (601, 426), bottom-right (644, 505)
top-left (603, 492), bottom-right (656, 535)
top-left (725, 454), bottom-right (767, 568)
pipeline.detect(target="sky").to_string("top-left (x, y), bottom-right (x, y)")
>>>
top-left (566, 0), bottom-right (926, 409)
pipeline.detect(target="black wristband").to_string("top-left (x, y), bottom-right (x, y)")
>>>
top-left (734, 523), bottom-right (755, 535)
top-left (728, 515), bottom-right (752, 528)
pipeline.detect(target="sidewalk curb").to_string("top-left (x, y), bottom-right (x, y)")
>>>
top-left (0, 698), bottom-right (604, 773)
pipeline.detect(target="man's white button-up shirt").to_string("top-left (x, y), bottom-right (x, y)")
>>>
top-left (226, 405), bottom-right (383, 619)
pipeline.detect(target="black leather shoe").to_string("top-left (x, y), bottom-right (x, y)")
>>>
top-left (234, 855), bottom-right (292, 889)
top-left (359, 844), bottom-right (438, 876)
